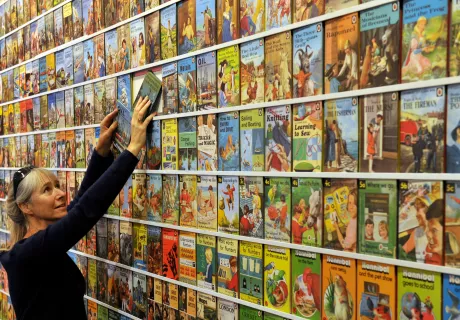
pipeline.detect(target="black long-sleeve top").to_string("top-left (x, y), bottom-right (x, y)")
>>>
top-left (0, 149), bottom-right (139, 320)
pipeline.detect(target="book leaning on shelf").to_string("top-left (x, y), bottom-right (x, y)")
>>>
top-left (113, 71), bottom-right (162, 154)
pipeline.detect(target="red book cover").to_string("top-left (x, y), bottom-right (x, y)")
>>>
top-left (162, 228), bottom-right (179, 280)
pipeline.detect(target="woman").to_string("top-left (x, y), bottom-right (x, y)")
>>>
top-left (0, 96), bottom-right (155, 319)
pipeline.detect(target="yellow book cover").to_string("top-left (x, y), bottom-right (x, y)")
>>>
top-left (162, 119), bottom-right (178, 170)
top-left (179, 231), bottom-right (197, 285)
top-left (46, 54), bottom-right (56, 91)
top-left (263, 245), bottom-right (291, 313)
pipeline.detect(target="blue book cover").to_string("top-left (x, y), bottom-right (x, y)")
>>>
top-left (162, 62), bottom-right (178, 114)
top-left (83, 39), bottom-right (94, 81)
top-left (147, 119), bottom-right (161, 170)
top-left (240, 108), bottom-right (264, 171)
top-left (64, 47), bottom-right (74, 86)
top-left (105, 29), bottom-right (118, 75)
top-left (178, 0), bottom-right (197, 55)
top-left (218, 112), bottom-right (239, 171)
top-left (293, 23), bottom-right (324, 97)
top-left (73, 42), bottom-right (85, 84)
top-left (147, 174), bottom-right (162, 222)
top-left (178, 57), bottom-right (197, 113)
top-left (178, 116), bottom-right (198, 170)
top-left (265, 105), bottom-right (292, 172)
top-left (39, 57), bottom-right (47, 93)
top-left (197, 51), bottom-right (217, 110)
top-left (196, 0), bottom-right (216, 50)
top-left (32, 60), bottom-right (39, 95)
top-left (114, 74), bottom-right (132, 153)
top-left (447, 84), bottom-right (460, 173)
top-left (444, 273), bottom-right (460, 320)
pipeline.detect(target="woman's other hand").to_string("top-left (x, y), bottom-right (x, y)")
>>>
top-left (95, 109), bottom-right (119, 157)
top-left (128, 96), bottom-right (156, 156)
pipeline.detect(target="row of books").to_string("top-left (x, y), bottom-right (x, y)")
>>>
top-left (0, 0), bottom-right (458, 107)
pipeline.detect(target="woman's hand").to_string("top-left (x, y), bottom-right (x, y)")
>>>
top-left (95, 109), bottom-right (119, 157)
top-left (127, 96), bottom-right (156, 156)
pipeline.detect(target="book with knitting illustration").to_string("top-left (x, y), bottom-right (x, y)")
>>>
top-left (265, 105), bottom-right (292, 172)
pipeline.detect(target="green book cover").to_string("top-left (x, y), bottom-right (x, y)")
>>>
top-left (239, 241), bottom-right (263, 305)
top-left (133, 71), bottom-right (162, 118)
top-left (97, 305), bottom-right (108, 320)
top-left (239, 305), bottom-right (262, 319)
top-left (358, 180), bottom-right (397, 258)
top-left (264, 177), bottom-right (291, 243)
top-left (196, 234), bottom-right (217, 291)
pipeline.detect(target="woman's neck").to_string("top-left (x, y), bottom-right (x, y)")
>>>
top-left (23, 219), bottom-right (50, 239)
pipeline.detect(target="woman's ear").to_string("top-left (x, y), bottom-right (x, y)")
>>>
top-left (18, 202), bottom-right (33, 216)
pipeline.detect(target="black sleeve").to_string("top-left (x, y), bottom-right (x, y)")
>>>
top-left (16, 150), bottom-right (138, 261)
top-left (67, 151), bottom-right (114, 212)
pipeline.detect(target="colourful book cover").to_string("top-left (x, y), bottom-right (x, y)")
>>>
top-left (178, 57), bottom-right (197, 113)
top-left (240, 39), bottom-right (264, 104)
top-left (65, 130), bottom-right (76, 168)
top-left (239, 176), bottom-right (264, 238)
top-left (153, 278), bottom-right (162, 318)
top-left (74, 86), bottom-right (84, 126)
top-left (401, 0), bottom-right (448, 83)
top-left (357, 261), bottom-right (395, 320)
top-left (28, 99), bottom-right (37, 132)
top-left (265, 105), bottom-right (292, 172)
top-left (49, 132), bottom-right (58, 168)
top-left (324, 13), bottom-right (359, 93)
top-left (82, 0), bottom-right (94, 36)
top-left (87, 224), bottom-right (97, 255)
top-left (116, 24), bottom-right (131, 72)
top-left (27, 135), bottom-right (34, 166)
top-left (325, 0), bottom-right (358, 13)
top-left (293, 23), bottom-right (323, 97)
top-left (133, 272), bottom-right (147, 319)
top-left (162, 62), bottom-right (178, 114)
top-left (161, 118), bottom-right (178, 169)
top-left (447, 84), bottom-right (460, 173)
top-left (179, 231), bottom-right (197, 285)
top-left (97, 305), bottom-right (108, 319)
top-left (179, 175), bottom-right (198, 227)
top-left (84, 84), bottom-right (94, 125)
top-left (399, 87), bottom-right (445, 173)
top-left (13, 67), bottom-right (19, 100)
top-left (197, 175), bottom-right (218, 231)
top-left (66, 170), bottom-right (76, 205)
top-left (217, 45), bottom-right (240, 107)
top-left (452, 1), bottom-right (460, 76)
top-left (217, 237), bottom-right (238, 298)
top-left (445, 274), bottom-right (460, 320)
top-left (197, 51), bottom-right (217, 110)
top-left (147, 225), bottom-right (162, 274)
top-left (116, 267), bottom-right (133, 312)
top-left (295, 0), bottom-right (323, 22)
top-left (239, 305), bottom-right (262, 319)
top-left (323, 178), bottom-right (358, 251)
top-left (47, 94), bottom-right (57, 130)
top-left (39, 57), bottom-right (47, 93)
top-left (73, 42), bottom-right (85, 84)
top-left (45, 12), bottom-right (55, 51)
top-left (446, 181), bottom-right (460, 267)
top-left (160, 4), bottom-right (177, 59)
top-left (322, 255), bottom-right (356, 320)
top-left (56, 50), bottom-right (65, 88)
top-left (162, 174), bottom-right (179, 225)
top-left (133, 223), bottom-right (148, 270)
top-left (360, 3), bottom-right (400, 88)
top-left (54, 7), bottom-right (64, 47)
top-left (265, 32), bottom-right (292, 101)
top-left (113, 74), bottom-right (132, 153)
top-left (83, 39), bottom-right (94, 81)
top-left (218, 299), bottom-right (238, 319)
top-left (147, 174), bottom-right (162, 222)
top-left (162, 228), bottom-right (179, 280)
top-left (240, 0), bottom-right (264, 36)
top-left (240, 108), bottom-right (264, 171)
top-left (178, 0), bottom-right (197, 55)
top-left (56, 91), bottom-right (65, 128)
top-left (217, 176), bottom-right (239, 234)
top-left (358, 180), bottom-right (397, 258)
top-left (63, 2), bottom-right (73, 43)
top-left (105, 78), bottom-right (117, 116)
top-left (94, 81), bottom-right (105, 123)
top-left (133, 173), bottom-right (147, 220)
top-left (197, 234), bottom-right (217, 290)
top-left (218, 112), bottom-right (239, 171)
top-left (88, 258), bottom-right (97, 297)
top-left (41, 134), bottom-right (49, 167)
top-left (73, 0), bottom-right (83, 39)
top-left (130, 18), bottom-right (146, 69)
top-left (398, 180), bottom-right (444, 265)
top-left (264, 245), bottom-right (291, 313)
top-left (105, 30), bottom-right (118, 76)
top-left (96, 260), bottom-right (108, 303)
top-left (239, 241), bottom-right (263, 305)
top-left (30, 21), bottom-right (39, 58)
top-left (120, 220), bottom-right (133, 266)
top-left (196, 0), bottom-right (216, 50)
top-left (119, 174), bottom-right (133, 218)
top-left (217, 0), bottom-right (238, 43)
top-left (179, 116), bottom-right (198, 170)
top-left (93, 34), bottom-right (105, 79)
top-left (266, 0), bottom-right (290, 30)
top-left (145, 12), bottom-right (161, 63)
top-left (118, 0), bottom-right (130, 22)
top-left (34, 135), bottom-right (42, 167)
top-left (264, 177), bottom-right (291, 242)
top-left (24, 25), bottom-right (30, 62)
top-left (197, 292), bottom-right (217, 319)
top-left (291, 178), bottom-right (322, 246)
top-left (87, 300), bottom-right (97, 317)
top-left (397, 267), bottom-right (441, 320)
top-left (324, 98), bottom-right (358, 172)
top-left (197, 114), bottom-right (217, 171)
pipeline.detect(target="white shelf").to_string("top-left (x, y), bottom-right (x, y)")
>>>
top-left (84, 295), bottom-right (142, 320)
top-left (102, 213), bottom-right (460, 276)
top-left (0, 0), bottom-right (395, 109)
top-left (0, 289), bottom-right (8, 296)
top-left (0, 228), bottom-right (10, 233)
top-left (0, 124), bottom-right (99, 139)
top-left (70, 249), bottom-right (303, 320)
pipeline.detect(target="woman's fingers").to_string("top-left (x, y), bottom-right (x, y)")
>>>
top-left (101, 108), bottom-right (118, 127)
top-left (143, 113), bottom-right (156, 127)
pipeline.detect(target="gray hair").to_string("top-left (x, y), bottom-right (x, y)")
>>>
top-left (5, 168), bottom-right (56, 248)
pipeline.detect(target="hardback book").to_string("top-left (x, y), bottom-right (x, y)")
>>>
top-left (218, 112), bottom-right (240, 171)
top-left (131, 0), bottom-right (144, 16)
top-left (264, 177), bottom-right (291, 242)
top-left (93, 0), bottom-right (103, 31)
top-left (178, 57), bottom-right (197, 113)
top-left (196, 0), bottom-right (216, 50)
top-left (153, 278), bottom-right (162, 318)
top-left (11, 33), bottom-right (18, 67)
top-left (45, 12), bottom-right (55, 51)
top-left (324, 13), bottom-right (359, 93)
top-left (217, 45), bottom-right (240, 107)
top-left (65, 129), bottom-right (76, 168)
top-left (96, 260), bottom-right (108, 303)
top-left (55, 50), bottom-right (64, 88)
top-left (293, 23), bottom-right (323, 97)
top-left (56, 91), bottom-right (65, 128)
top-left (179, 231), bottom-right (197, 285)
top-left (39, 57), bottom-right (47, 93)
top-left (292, 178), bottom-right (322, 246)
top-left (197, 234), bottom-right (217, 290)
top-left (444, 274), bottom-right (460, 320)
top-left (240, 108), bottom-right (264, 171)
top-left (178, 117), bottom-right (198, 170)
top-left (107, 219), bottom-right (120, 262)
top-left (147, 174), bottom-right (162, 222)
top-left (240, 39), bottom-right (264, 105)
top-left (292, 249), bottom-right (321, 319)
top-left (34, 135), bottom-right (42, 167)
top-left (24, 25), bottom-right (30, 61)
top-left (145, 12), bottom-right (161, 63)
top-left (360, 2), bottom-right (400, 88)
top-left (295, 0), bottom-right (323, 22)
top-left (85, 128), bottom-right (96, 166)
top-left (105, 78), bottom-right (117, 116)
top-left (48, 132), bottom-right (57, 167)
top-left (162, 118), bottom-right (178, 169)
top-left (66, 171), bottom-right (75, 204)
top-left (47, 93), bottom-right (57, 129)
top-left (452, 1), bottom-right (460, 76)
top-left (27, 135), bottom-right (34, 165)
top-left (147, 226), bottom-right (162, 275)
top-left (239, 241), bottom-right (263, 305)
top-left (397, 267), bottom-right (441, 320)
top-left (105, 30), bottom-right (118, 76)
top-left (324, 97), bottom-right (359, 172)
top-left (264, 245), bottom-right (291, 313)
top-left (265, 32), bottom-right (292, 101)
top-left (240, 0), bottom-right (264, 36)
top-left (73, 0), bottom-right (83, 39)
top-left (120, 220), bottom-right (133, 266)
top-left (133, 272), bottom-right (147, 319)
top-left (197, 51), bottom-right (217, 110)
top-left (83, 84), bottom-right (94, 125)
top-left (401, 0), bottom-right (448, 83)
top-left (323, 178), bottom-right (358, 251)
top-left (162, 228), bottom-right (179, 280)
top-left (197, 175), bottom-right (218, 231)
top-left (41, 133), bottom-right (49, 167)
top-left (97, 305), bottom-right (108, 319)
top-left (87, 225), bottom-right (96, 255)
top-left (398, 180), bottom-right (444, 265)
top-left (104, 0), bottom-right (117, 29)
top-left (133, 223), bottom-right (148, 270)
top-left (74, 86), bottom-right (84, 126)
top-left (160, 4), bottom-right (177, 59)
top-left (87, 258), bottom-right (97, 297)
top-left (116, 267), bottom-right (133, 312)
top-left (63, 2), bottom-right (73, 43)
top-left (162, 174), bottom-right (179, 225)
top-left (197, 114), bottom-right (217, 171)
top-left (83, 39), bottom-right (94, 81)
top-left (54, 7), bottom-right (64, 47)
top-left (266, 0), bottom-right (290, 30)
top-left (113, 74), bottom-right (132, 154)
top-left (217, 237), bottom-right (238, 298)
top-left (93, 81), bottom-right (105, 123)
top-left (399, 87), bottom-right (445, 173)
top-left (118, 0), bottom-right (130, 22)
top-left (92, 34), bottom-right (105, 79)
top-left (162, 62), bottom-right (178, 114)
top-left (116, 24), bottom-right (131, 72)
top-left (322, 255), bottom-right (356, 320)
top-left (325, 0), bottom-right (358, 13)
top-left (130, 18), bottom-right (146, 69)
top-left (18, 29), bottom-right (24, 64)
top-left (447, 84), bottom-right (460, 173)
top-left (239, 176), bottom-right (264, 238)
top-left (239, 305), bottom-right (262, 319)
top-left (82, 0), bottom-right (94, 36)
top-left (358, 180), bottom-right (397, 258)
top-left (265, 105), bottom-right (292, 172)
top-left (4, 36), bottom-right (10, 68)
top-left (73, 42), bottom-right (85, 84)
top-left (217, 0), bottom-right (238, 43)
top-left (119, 174), bottom-right (133, 218)
top-left (446, 181), bottom-right (460, 267)
top-left (87, 299), bottom-right (97, 317)
top-left (217, 176), bottom-right (239, 234)
top-left (178, 0), bottom-right (197, 55)
top-left (197, 292), bottom-right (217, 319)
top-left (0, 5), bottom-right (4, 38)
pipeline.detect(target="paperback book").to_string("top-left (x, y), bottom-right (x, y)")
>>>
top-left (218, 176), bottom-right (239, 235)
top-left (196, 234), bottom-right (217, 290)
top-left (240, 39), bottom-right (264, 104)
top-left (197, 175), bottom-right (218, 231)
top-left (217, 45), bottom-right (240, 107)
top-left (264, 245), bottom-right (291, 313)
top-left (197, 51), bottom-right (217, 110)
top-left (239, 241), bottom-right (263, 305)
top-left (264, 177), bottom-right (291, 242)
top-left (265, 32), bottom-right (292, 101)
top-left (218, 112), bottom-right (239, 171)
top-left (178, 116), bottom-right (198, 170)
top-left (162, 174), bottom-right (179, 225)
top-left (197, 114), bottom-right (217, 171)
top-left (240, 108), bottom-right (264, 171)
top-left (179, 175), bottom-right (197, 227)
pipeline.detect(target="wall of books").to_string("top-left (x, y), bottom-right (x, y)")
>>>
top-left (0, 0), bottom-right (460, 319)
